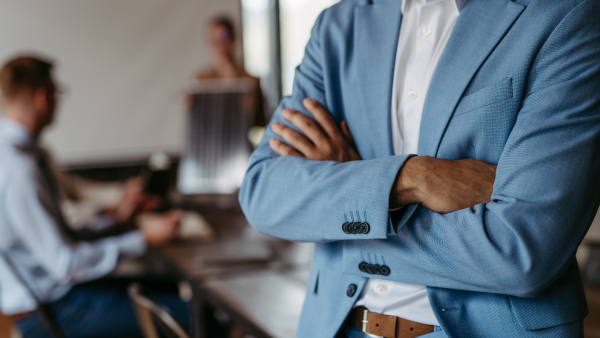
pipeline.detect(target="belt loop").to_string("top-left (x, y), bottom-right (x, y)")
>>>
top-left (389, 315), bottom-right (398, 338)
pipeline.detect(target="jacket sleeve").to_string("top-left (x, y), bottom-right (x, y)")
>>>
top-left (239, 10), bottom-right (411, 242)
top-left (344, 0), bottom-right (600, 298)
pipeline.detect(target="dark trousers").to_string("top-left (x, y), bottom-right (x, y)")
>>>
top-left (16, 279), bottom-right (191, 338)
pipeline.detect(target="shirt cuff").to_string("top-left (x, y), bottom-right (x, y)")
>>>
top-left (114, 231), bottom-right (147, 257)
top-left (88, 213), bottom-right (117, 231)
top-left (388, 206), bottom-right (408, 235)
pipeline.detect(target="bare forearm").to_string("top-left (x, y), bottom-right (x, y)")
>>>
top-left (389, 156), bottom-right (423, 208)
top-left (390, 156), bottom-right (497, 213)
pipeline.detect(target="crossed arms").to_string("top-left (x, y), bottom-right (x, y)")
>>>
top-left (270, 98), bottom-right (497, 214)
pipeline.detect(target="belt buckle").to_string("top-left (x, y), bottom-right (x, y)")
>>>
top-left (362, 309), bottom-right (385, 338)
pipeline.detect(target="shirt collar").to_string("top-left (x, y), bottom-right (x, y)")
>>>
top-left (401, 0), bottom-right (465, 13)
top-left (0, 118), bottom-right (38, 150)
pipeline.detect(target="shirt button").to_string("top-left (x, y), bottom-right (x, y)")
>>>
top-left (408, 90), bottom-right (418, 99)
top-left (377, 284), bottom-right (388, 292)
top-left (422, 26), bottom-right (432, 36)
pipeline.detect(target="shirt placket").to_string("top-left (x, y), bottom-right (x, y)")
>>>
top-left (401, 3), bottom-right (435, 155)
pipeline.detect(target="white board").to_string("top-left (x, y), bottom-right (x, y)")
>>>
top-left (0, 0), bottom-right (242, 166)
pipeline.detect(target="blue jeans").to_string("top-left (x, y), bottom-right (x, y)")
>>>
top-left (337, 323), bottom-right (446, 338)
top-left (16, 279), bottom-right (191, 338)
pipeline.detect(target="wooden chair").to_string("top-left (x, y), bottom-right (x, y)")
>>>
top-left (128, 283), bottom-right (190, 338)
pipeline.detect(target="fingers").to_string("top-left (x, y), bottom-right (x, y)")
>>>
top-left (271, 122), bottom-right (315, 155)
top-left (281, 108), bottom-right (329, 145)
top-left (269, 138), bottom-right (304, 157)
top-left (165, 210), bottom-right (182, 226)
top-left (303, 98), bottom-right (340, 139)
top-left (340, 120), bottom-right (355, 146)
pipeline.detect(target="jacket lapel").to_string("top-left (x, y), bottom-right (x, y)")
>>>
top-left (418, 0), bottom-right (525, 157)
top-left (354, 0), bottom-right (403, 158)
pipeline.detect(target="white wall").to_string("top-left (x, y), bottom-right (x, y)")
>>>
top-left (0, 0), bottom-right (241, 166)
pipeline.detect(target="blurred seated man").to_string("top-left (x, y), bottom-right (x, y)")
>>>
top-left (194, 16), bottom-right (266, 127)
top-left (0, 55), bottom-right (191, 338)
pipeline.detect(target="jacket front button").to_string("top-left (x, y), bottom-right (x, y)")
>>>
top-left (358, 262), bottom-right (368, 272)
top-left (379, 265), bottom-right (390, 276)
top-left (347, 284), bottom-right (357, 297)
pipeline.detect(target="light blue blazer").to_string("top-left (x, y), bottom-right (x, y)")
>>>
top-left (239, 0), bottom-right (600, 336)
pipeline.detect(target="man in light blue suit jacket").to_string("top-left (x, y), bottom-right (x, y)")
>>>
top-left (239, 0), bottom-right (600, 336)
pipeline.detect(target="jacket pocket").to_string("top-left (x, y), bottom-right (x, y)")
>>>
top-left (453, 78), bottom-right (513, 117)
top-left (508, 262), bottom-right (587, 330)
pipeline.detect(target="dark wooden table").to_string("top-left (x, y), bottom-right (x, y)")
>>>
top-left (585, 284), bottom-right (600, 338)
top-left (153, 199), bottom-right (313, 338)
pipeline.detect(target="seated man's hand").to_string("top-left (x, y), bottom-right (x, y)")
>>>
top-left (140, 210), bottom-right (182, 247)
top-left (110, 177), bottom-right (162, 225)
top-left (269, 98), bottom-right (361, 163)
top-left (392, 156), bottom-right (497, 213)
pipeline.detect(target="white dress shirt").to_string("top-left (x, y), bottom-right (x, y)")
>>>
top-left (354, 0), bottom-right (460, 325)
top-left (0, 119), bottom-right (146, 315)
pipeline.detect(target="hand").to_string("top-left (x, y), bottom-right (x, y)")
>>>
top-left (110, 177), bottom-right (161, 224)
top-left (140, 210), bottom-right (182, 247)
top-left (391, 156), bottom-right (497, 213)
top-left (269, 98), bottom-right (361, 162)
top-left (183, 94), bottom-right (193, 111)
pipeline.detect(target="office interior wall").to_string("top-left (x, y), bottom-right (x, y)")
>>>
top-left (279, 0), bottom-right (339, 96)
top-left (0, 0), bottom-right (242, 167)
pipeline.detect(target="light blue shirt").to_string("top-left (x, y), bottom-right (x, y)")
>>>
top-left (0, 118), bottom-right (145, 315)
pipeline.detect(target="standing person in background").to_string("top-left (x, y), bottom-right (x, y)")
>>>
top-left (195, 16), bottom-right (266, 127)
top-left (0, 55), bottom-right (191, 338)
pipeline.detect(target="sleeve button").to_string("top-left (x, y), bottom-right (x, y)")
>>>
top-left (379, 265), bottom-right (390, 276)
top-left (358, 262), bottom-right (368, 272)
top-left (360, 222), bottom-right (370, 234)
top-left (371, 264), bottom-right (380, 275)
top-left (352, 222), bottom-right (361, 234)
top-left (365, 264), bottom-right (374, 274)
top-left (342, 222), bottom-right (350, 233)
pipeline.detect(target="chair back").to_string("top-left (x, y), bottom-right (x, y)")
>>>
top-left (128, 283), bottom-right (190, 338)
top-left (0, 251), bottom-right (63, 338)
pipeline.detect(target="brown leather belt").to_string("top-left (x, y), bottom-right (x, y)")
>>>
top-left (8, 311), bottom-right (35, 321)
top-left (347, 307), bottom-right (434, 338)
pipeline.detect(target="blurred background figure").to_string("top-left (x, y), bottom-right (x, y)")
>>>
top-left (178, 16), bottom-right (268, 195)
top-left (196, 16), bottom-right (266, 128)
top-left (0, 55), bottom-right (190, 338)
